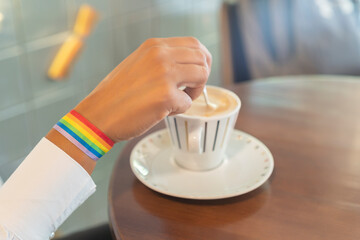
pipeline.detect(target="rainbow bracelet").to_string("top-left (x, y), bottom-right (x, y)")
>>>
top-left (53, 110), bottom-right (114, 161)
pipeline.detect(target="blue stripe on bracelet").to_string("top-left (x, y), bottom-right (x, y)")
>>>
top-left (56, 122), bottom-right (103, 158)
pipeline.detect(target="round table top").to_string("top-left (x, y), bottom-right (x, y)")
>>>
top-left (108, 76), bottom-right (360, 240)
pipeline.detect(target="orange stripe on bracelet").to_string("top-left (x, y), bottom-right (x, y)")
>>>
top-left (66, 113), bottom-right (112, 150)
top-left (53, 109), bottom-right (114, 161)
top-left (70, 110), bottom-right (114, 147)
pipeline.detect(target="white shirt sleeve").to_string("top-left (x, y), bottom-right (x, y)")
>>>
top-left (0, 138), bottom-right (96, 240)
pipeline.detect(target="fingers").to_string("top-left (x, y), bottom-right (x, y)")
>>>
top-left (172, 64), bottom-right (208, 101)
top-left (141, 37), bottom-right (211, 103)
top-left (173, 64), bottom-right (209, 89)
top-left (183, 86), bottom-right (204, 101)
top-left (168, 89), bottom-right (193, 115)
top-left (163, 37), bottom-right (212, 70)
top-left (168, 47), bottom-right (207, 66)
top-left (142, 37), bottom-right (212, 70)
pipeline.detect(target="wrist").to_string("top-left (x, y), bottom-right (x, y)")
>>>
top-left (74, 96), bottom-right (115, 142)
top-left (47, 109), bottom-right (115, 174)
top-left (46, 129), bottom-right (96, 174)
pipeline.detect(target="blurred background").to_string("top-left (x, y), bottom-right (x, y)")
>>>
top-left (0, 0), bottom-right (222, 236)
top-left (1, 0), bottom-right (360, 237)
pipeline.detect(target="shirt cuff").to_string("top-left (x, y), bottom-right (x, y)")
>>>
top-left (0, 138), bottom-right (96, 240)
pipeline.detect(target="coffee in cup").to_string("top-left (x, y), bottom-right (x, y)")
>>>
top-left (183, 87), bottom-right (239, 117)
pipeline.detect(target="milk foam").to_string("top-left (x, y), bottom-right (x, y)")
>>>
top-left (183, 87), bottom-right (238, 117)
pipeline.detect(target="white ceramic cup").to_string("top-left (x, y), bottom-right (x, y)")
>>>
top-left (165, 86), bottom-right (241, 171)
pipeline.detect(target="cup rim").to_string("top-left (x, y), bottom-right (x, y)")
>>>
top-left (176, 85), bottom-right (241, 120)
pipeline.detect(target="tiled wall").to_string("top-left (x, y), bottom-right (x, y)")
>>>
top-left (0, 0), bottom-right (223, 235)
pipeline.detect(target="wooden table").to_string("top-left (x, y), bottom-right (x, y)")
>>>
top-left (108, 76), bottom-right (360, 240)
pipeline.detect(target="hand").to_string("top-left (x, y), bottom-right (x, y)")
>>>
top-left (74, 37), bottom-right (212, 142)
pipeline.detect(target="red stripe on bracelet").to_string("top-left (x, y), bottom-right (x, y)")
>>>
top-left (70, 110), bottom-right (114, 147)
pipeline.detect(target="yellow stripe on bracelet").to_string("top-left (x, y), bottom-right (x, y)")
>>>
top-left (53, 110), bottom-right (114, 161)
top-left (65, 113), bottom-right (112, 149)
top-left (63, 115), bottom-right (110, 153)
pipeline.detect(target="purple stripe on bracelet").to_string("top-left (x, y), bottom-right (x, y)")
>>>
top-left (53, 124), bottom-right (99, 161)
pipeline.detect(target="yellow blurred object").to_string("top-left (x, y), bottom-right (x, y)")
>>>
top-left (47, 4), bottom-right (98, 80)
top-left (73, 5), bottom-right (98, 37)
top-left (47, 36), bottom-right (83, 80)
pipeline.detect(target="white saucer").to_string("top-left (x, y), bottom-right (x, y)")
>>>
top-left (130, 129), bottom-right (274, 200)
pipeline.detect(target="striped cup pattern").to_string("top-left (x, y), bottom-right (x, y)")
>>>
top-left (165, 110), bottom-right (239, 171)
top-left (166, 115), bottom-right (238, 153)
